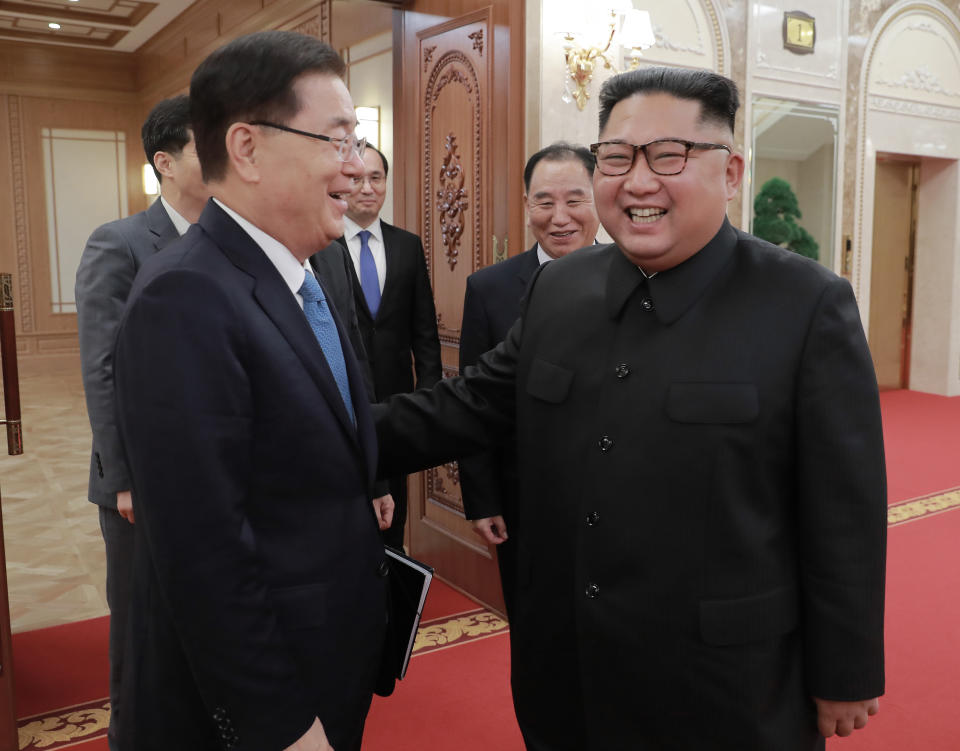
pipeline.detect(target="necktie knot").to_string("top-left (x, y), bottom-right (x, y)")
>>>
top-left (298, 268), bottom-right (325, 305)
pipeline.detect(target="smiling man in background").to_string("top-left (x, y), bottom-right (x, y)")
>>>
top-left (458, 142), bottom-right (599, 617)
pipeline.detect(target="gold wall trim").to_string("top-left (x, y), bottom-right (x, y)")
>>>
top-left (7, 94), bottom-right (32, 334)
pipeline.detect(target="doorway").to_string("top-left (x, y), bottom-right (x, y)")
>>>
top-left (868, 157), bottom-right (918, 390)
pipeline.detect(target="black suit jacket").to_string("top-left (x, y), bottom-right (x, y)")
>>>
top-left (76, 197), bottom-right (179, 508)
top-left (374, 220), bottom-right (887, 750)
top-left (458, 246), bottom-right (539, 522)
top-left (336, 221), bottom-right (441, 400)
top-left (114, 201), bottom-right (388, 751)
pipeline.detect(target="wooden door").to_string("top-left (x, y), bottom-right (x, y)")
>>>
top-left (394, 1), bottom-right (524, 613)
top-left (869, 159), bottom-right (918, 390)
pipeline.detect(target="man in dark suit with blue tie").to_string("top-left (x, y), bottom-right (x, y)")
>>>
top-left (458, 142), bottom-right (599, 615)
top-left (333, 145), bottom-right (441, 549)
top-left (113, 31), bottom-right (393, 751)
top-left (76, 94), bottom-right (209, 751)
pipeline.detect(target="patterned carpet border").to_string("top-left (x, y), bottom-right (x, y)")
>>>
top-left (412, 607), bottom-right (509, 657)
top-left (15, 608), bottom-right (509, 748)
top-left (18, 698), bottom-right (109, 750)
top-left (888, 486), bottom-right (960, 527)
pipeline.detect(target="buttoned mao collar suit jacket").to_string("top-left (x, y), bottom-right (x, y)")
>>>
top-left (113, 200), bottom-right (389, 751)
top-left (375, 220), bottom-right (887, 751)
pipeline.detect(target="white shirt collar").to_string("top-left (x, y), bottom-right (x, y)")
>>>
top-left (535, 244), bottom-right (553, 266)
top-left (212, 198), bottom-right (310, 303)
top-left (343, 215), bottom-right (383, 245)
top-left (159, 196), bottom-right (191, 237)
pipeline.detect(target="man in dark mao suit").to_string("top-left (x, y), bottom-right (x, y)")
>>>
top-left (459, 142), bottom-right (599, 616)
top-left (374, 67), bottom-right (886, 750)
top-left (334, 144), bottom-right (441, 549)
top-left (75, 94), bottom-right (209, 751)
top-left (113, 32), bottom-right (392, 751)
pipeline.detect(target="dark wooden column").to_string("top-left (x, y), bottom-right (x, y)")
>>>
top-left (0, 272), bottom-right (22, 750)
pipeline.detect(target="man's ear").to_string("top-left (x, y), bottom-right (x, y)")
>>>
top-left (725, 151), bottom-right (745, 201)
top-left (225, 122), bottom-right (261, 184)
top-left (152, 151), bottom-right (174, 182)
top-left (523, 192), bottom-right (531, 227)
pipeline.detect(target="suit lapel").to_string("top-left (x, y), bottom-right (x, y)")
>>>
top-left (200, 203), bottom-right (360, 444)
top-left (516, 245), bottom-right (541, 299)
top-left (146, 197), bottom-right (180, 252)
top-left (375, 222), bottom-right (402, 320)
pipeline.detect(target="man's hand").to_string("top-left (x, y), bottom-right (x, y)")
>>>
top-left (372, 494), bottom-right (395, 531)
top-left (284, 717), bottom-right (333, 750)
top-left (117, 490), bottom-right (135, 524)
top-left (813, 696), bottom-right (879, 737)
top-left (472, 515), bottom-right (508, 545)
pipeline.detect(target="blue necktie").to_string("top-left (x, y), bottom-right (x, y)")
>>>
top-left (299, 270), bottom-right (355, 425)
top-left (358, 230), bottom-right (381, 317)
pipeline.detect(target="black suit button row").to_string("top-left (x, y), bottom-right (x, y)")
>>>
top-left (585, 511), bottom-right (600, 527)
top-left (598, 436), bottom-right (614, 453)
top-left (614, 363), bottom-right (630, 379)
top-left (585, 582), bottom-right (600, 599)
top-left (641, 298), bottom-right (654, 311)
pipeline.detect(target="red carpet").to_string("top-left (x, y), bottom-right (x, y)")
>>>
top-left (879, 390), bottom-right (960, 503)
top-left (10, 390), bottom-right (960, 750)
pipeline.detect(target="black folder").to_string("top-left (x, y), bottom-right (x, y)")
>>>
top-left (380, 546), bottom-right (434, 683)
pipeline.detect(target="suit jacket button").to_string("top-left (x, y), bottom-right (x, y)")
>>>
top-left (378, 560), bottom-right (390, 577)
top-left (641, 298), bottom-right (654, 311)
top-left (614, 363), bottom-right (630, 378)
top-left (586, 511), bottom-right (600, 526)
top-left (585, 582), bottom-right (600, 599)
top-left (598, 436), bottom-right (614, 452)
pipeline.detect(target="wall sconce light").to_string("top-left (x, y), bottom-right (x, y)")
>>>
top-left (355, 105), bottom-right (380, 150)
top-left (142, 163), bottom-right (159, 197)
top-left (558, 7), bottom-right (656, 110)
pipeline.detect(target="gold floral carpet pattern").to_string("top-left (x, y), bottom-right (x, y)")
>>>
top-left (18, 700), bottom-right (109, 750)
top-left (887, 486), bottom-right (960, 526)
top-left (15, 607), bottom-right (508, 749)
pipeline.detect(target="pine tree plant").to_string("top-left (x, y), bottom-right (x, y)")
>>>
top-left (752, 177), bottom-right (819, 260)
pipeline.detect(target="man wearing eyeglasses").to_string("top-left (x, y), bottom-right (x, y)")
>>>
top-left (320, 144), bottom-right (440, 551)
top-left (112, 31), bottom-right (392, 751)
top-left (458, 142), bottom-right (599, 617)
top-left (374, 66), bottom-right (886, 750)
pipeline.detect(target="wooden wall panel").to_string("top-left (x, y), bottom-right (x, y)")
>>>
top-left (0, 40), bottom-right (137, 102)
top-left (136, 0), bottom-right (332, 104)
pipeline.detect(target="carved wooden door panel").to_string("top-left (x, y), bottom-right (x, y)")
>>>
top-left (407, 8), bottom-right (504, 612)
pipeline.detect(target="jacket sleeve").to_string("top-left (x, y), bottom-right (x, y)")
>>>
top-left (409, 237), bottom-right (442, 389)
top-left (796, 276), bottom-right (887, 701)
top-left (75, 222), bottom-right (136, 502)
top-left (457, 275), bottom-right (506, 520)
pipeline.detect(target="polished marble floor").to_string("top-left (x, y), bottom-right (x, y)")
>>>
top-left (0, 357), bottom-right (109, 633)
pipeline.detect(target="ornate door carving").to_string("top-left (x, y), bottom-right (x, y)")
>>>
top-left (405, 8), bottom-right (504, 612)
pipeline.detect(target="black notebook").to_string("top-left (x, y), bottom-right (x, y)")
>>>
top-left (383, 546), bottom-right (434, 680)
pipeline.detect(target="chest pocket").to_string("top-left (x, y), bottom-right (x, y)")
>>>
top-left (525, 358), bottom-right (573, 404)
top-left (666, 382), bottom-right (759, 424)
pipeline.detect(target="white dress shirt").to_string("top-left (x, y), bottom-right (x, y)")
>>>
top-left (342, 215), bottom-right (386, 294)
top-left (160, 196), bottom-right (191, 237)
top-left (213, 198), bottom-right (311, 309)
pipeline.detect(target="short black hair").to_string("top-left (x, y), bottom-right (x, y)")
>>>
top-left (365, 144), bottom-right (389, 178)
top-left (190, 30), bottom-right (347, 182)
top-left (598, 67), bottom-right (739, 136)
top-left (523, 141), bottom-right (595, 192)
top-left (141, 95), bottom-right (192, 183)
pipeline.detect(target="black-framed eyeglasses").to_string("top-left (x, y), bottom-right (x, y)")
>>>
top-left (249, 121), bottom-right (366, 162)
top-left (350, 174), bottom-right (386, 189)
top-left (589, 138), bottom-right (731, 176)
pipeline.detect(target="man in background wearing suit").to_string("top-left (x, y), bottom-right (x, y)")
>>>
top-left (459, 142), bottom-right (599, 616)
top-left (374, 67), bottom-right (886, 750)
top-left (113, 31), bottom-right (392, 751)
top-left (75, 94), bottom-right (208, 751)
top-left (337, 144), bottom-right (441, 549)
